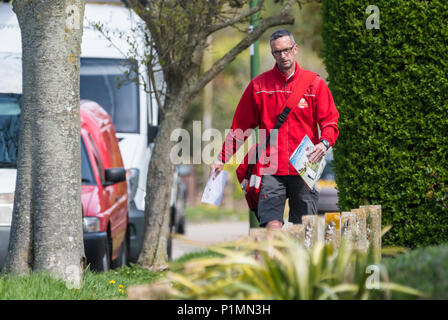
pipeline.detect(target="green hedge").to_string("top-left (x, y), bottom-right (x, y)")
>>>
top-left (382, 245), bottom-right (448, 299)
top-left (321, 0), bottom-right (448, 247)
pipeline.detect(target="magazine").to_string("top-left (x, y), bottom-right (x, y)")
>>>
top-left (289, 135), bottom-right (326, 190)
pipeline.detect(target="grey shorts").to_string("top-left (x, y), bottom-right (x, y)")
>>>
top-left (256, 175), bottom-right (319, 227)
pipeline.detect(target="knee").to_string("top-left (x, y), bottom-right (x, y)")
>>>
top-left (266, 220), bottom-right (282, 230)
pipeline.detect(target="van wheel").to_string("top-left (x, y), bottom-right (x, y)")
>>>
top-left (112, 231), bottom-right (129, 269)
top-left (167, 230), bottom-right (173, 261)
top-left (99, 237), bottom-right (111, 272)
top-left (177, 216), bottom-right (186, 235)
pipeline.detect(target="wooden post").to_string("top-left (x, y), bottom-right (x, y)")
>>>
top-left (302, 215), bottom-right (324, 248)
top-left (249, 228), bottom-right (267, 241)
top-left (285, 224), bottom-right (305, 244)
top-left (360, 205), bottom-right (382, 261)
top-left (352, 208), bottom-right (368, 252)
top-left (341, 211), bottom-right (356, 244)
top-left (324, 212), bottom-right (341, 249)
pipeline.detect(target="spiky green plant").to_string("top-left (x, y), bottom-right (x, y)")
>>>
top-left (150, 231), bottom-right (424, 300)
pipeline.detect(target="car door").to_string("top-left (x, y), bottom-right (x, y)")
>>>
top-left (87, 134), bottom-right (124, 260)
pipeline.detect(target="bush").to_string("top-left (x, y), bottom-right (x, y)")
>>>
top-left (144, 233), bottom-right (421, 300)
top-left (321, 0), bottom-right (448, 247)
top-left (383, 244), bottom-right (448, 299)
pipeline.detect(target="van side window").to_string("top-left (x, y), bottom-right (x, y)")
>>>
top-left (88, 134), bottom-right (106, 184)
top-left (81, 136), bottom-right (95, 185)
top-left (93, 154), bottom-right (105, 184)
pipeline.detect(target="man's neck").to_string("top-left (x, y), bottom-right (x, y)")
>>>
top-left (279, 63), bottom-right (296, 79)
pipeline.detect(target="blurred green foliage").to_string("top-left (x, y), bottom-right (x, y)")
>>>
top-left (321, 0), bottom-right (448, 247)
top-left (382, 244), bottom-right (448, 299)
top-left (147, 232), bottom-right (422, 300)
top-left (185, 204), bottom-right (248, 222)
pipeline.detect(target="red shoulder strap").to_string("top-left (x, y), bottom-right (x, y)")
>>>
top-left (271, 71), bottom-right (318, 130)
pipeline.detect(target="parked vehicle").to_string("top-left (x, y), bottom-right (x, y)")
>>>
top-left (0, 95), bottom-right (129, 271)
top-left (0, 93), bottom-right (19, 268)
top-left (81, 100), bottom-right (129, 271)
top-left (316, 148), bottom-right (339, 214)
top-left (0, 1), bottom-right (186, 262)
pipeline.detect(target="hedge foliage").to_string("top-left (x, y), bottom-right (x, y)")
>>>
top-left (321, 0), bottom-right (448, 247)
top-left (382, 244), bottom-right (448, 299)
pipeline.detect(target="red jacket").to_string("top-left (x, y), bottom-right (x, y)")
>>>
top-left (218, 61), bottom-right (339, 176)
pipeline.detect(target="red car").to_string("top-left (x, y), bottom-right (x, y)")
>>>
top-left (81, 100), bottom-right (129, 271)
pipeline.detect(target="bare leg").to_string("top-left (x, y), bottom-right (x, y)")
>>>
top-left (265, 220), bottom-right (282, 258)
top-left (266, 220), bottom-right (282, 230)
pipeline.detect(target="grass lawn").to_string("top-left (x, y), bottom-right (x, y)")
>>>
top-left (185, 204), bottom-right (249, 223)
top-left (0, 264), bottom-right (162, 300)
top-left (0, 250), bottom-right (220, 300)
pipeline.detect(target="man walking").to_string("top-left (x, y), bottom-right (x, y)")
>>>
top-left (211, 29), bottom-right (339, 230)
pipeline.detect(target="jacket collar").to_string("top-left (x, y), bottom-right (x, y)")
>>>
top-left (273, 61), bottom-right (303, 83)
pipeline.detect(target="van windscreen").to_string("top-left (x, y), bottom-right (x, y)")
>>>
top-left (80, 58), bottom-right (139, 134)
top-left (0, 94), bottom-right (20, 168)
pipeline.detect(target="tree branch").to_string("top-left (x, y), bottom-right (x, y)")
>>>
top-left (206, 0), bottom-right (265, 35)
top-left (191, 0), bottom-right (296, 98)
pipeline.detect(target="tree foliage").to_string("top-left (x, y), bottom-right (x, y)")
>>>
top-left (321, 0), bottom-right (448, 247)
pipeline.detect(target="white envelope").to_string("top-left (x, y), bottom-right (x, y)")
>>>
top-left (201, 170), bottom-right (228, 206)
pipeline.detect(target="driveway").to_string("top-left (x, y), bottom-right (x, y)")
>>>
top-left (172, 221), bottom-right (250, 260)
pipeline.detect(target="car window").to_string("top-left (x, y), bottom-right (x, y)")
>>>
top-left (81, 136), bottom-right (96, 185)
top-left (321, 160), bottom-right (335, 181)
top-left (0, 94), bottom-right (20, 168)
top-left (93, 154), bottom-right (105, 185)
top-left (80, 58), bottom-right (140, 134)
top-left (87, 134), bottom-right (106, 184)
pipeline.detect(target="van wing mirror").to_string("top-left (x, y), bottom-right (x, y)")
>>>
top-left (104, 168), bottom-right (126, 185)
top-left (148, 124), bottom-right (159, 144)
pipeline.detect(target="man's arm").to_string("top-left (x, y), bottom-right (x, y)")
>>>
top-left (307, 78), bottom-right (340, 163)
top-left (210, 81), bottom-right (260, 178)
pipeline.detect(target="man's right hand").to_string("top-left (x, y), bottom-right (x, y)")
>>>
top-left (210, 160), bottom-right (225, 179)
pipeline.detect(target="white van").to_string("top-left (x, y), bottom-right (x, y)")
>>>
top-left (0, 2), bottom-right (186, 267)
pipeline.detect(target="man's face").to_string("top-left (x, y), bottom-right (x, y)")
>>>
top-left (270, 36), bottom-right (298, 73)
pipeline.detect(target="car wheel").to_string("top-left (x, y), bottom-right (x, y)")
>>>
top-left (177, 216), bottom-right (185, 235)
top-left (112, 230), bottom-right (129, 269)
top-left (98, 236), bottom-right (111, 272)
top-left (167, 227), bottom-right (173, 261)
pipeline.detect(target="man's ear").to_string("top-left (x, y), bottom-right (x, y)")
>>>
top-left (293, 44), bottom-right (299, 55)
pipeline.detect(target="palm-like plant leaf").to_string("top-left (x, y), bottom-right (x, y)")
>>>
top-left (152, 231), bottom-right (423, 300)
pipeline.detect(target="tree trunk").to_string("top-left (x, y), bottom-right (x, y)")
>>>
top-left (3, 76), bottom-right (34, 275)
top-left (202, 36), bottom-right (213, 187)
top-left (3, 0), bottom-right (86, 287)
top-left (138, 94), bottom-right (190, 269)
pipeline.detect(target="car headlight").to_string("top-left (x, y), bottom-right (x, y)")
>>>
top-left (126, 168), bottom-right (139, 201)
top-left (83, 217), bottom-right (100, 233)
top-left (0, 193), bottom-right (14, 227)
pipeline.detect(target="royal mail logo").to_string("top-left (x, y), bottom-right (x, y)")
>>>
top-left (298, 98), bottom-right (309, 109)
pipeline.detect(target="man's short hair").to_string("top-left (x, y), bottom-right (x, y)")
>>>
top-left (270, 29), bottom-right (295, 45)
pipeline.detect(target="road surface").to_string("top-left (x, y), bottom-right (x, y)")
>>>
top-left (172, 221), bottom-right (250, 260)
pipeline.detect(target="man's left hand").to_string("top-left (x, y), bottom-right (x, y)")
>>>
top-left (306, 142), bottom-right (327, 163)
